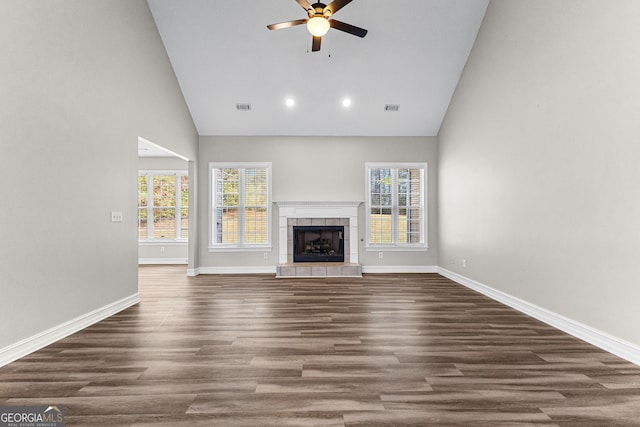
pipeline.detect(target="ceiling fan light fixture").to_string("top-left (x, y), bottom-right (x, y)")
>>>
top-left (267, 0), bottom-right (367, 52)
top-left (307, 16), bottom-right (330, 37)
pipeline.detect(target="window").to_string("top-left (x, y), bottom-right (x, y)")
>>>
top-left (366, 162), bottom-right (427, 249)
top-left (210, 162), bottom-right (271, 250)
top-left (138, 171), bottom-right (188, 242)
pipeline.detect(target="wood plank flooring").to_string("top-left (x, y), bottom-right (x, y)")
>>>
top-left (1, 265), bottom-right (640, 426)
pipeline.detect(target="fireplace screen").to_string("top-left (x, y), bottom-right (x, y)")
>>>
top-left (293, 226), bottom-right (345, 262)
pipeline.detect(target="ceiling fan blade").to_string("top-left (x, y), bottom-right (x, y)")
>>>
top-left (311, 36), bottom-right (322, 52)
top-left (267, 18), bottom-right (308, 30)
top-left (324, 0), bottom-right (353, 15)
top-left (329, 19), bottom-right (368, 38)
top-left (296, 0), bottom-right (313, 12)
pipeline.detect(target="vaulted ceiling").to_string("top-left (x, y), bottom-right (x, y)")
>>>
top-left (147, 0), bottom-right (489, 137)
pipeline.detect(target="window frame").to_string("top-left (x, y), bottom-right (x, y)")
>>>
top-left (138, 170), bottom-right (189, 244)
top-left (365, 162), bottom-right (428, 251)
top-left (209, 162), bottom-right (272, 252)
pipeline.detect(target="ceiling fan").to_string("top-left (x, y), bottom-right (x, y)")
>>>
top-left (267, 0), bottom-right (368, 52)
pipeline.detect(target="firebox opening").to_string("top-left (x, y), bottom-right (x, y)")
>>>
top-left (293, 226), bottom-right (345, 263)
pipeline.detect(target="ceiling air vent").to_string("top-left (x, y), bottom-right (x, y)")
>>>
top-left (384, 104), bottom-right (400, 112)
top-left (236, 103), bottom-right (251, 111)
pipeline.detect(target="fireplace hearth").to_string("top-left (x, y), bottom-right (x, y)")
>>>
top-left (293, 226), bottom-right (344, 263)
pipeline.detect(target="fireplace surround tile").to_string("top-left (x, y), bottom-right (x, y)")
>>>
top-left (298, 218), bottom-right (312, 226)
top-left (311, 266), bottom-right (326, 276)
top-left (326, 265), bottom-right (342, 276)
top-left (296, 266), bottom-right (312, 276)
top-left (279, 266), bottom-right (296, 277)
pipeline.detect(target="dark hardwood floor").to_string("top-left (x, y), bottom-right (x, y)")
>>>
top-left (1, 266), bottom-right (640, 426)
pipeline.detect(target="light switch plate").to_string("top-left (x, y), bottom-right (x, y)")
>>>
top-left (111, 211), bottom-right (123, 222)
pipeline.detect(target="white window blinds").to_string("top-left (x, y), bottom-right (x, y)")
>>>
top-left (366, 163), bottom-right (426, 248)
top-left (211, 163), bottom-right (271, 248)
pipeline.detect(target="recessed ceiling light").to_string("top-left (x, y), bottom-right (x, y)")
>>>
top-left (342, 98), bottom-right (352, 108)
top-left (285, 98), bottom-right (295, 107)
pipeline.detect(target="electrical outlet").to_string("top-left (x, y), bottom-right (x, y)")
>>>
top-left (462, 259), bottom-right (467, 268)
top-left (378, 252), bottom-right (383, 259)
top-left (263, 253), bottom-right (269, 259)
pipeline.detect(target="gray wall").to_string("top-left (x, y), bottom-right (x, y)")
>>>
top-left (0, 1), bottom-right (197, 349)
top-left (439, 0), bottom-right (640, 345)
top-left (199, 136), bottom-right (438, 269)
top-left (139, 157), bottom-right (189, 170)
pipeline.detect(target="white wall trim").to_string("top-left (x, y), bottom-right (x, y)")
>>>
top-left (0, 293), bottom-right (140, 368)
top-left (362, 265), bottom-right (438, 274)
top-left (138, 241), bottom-right (187, 246)
top-left (438, 267), bottom-right (640, 366)
top-left (191, 265), bottom-right (439, 275)
top-left (196, 266), bottom-right (278, 275)
top-left (138, 258), bottom-right (188, 265)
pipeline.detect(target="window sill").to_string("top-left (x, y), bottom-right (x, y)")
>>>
top-left (209, 246), bottom-right (272, 253)
top-left (365, 245), bottom-right (428, 252)
top-left (139, 240), bottom-right (188, 246)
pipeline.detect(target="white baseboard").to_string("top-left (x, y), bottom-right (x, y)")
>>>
top-left (190, 265), bottom-right (438, 276)
top-left (195, 266), bottom-right (278, 275)
top-left (362, 265), bottom-right (439, 274)
top-left (138, 258), bottom-right (188, 265)
top-left (438, 267), bottom-right (640, 366)
top-left (0, 293), bottom-right (140, 368)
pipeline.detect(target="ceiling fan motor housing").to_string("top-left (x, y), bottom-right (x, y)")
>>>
top-left (309, 3), bottom-right (331, 18)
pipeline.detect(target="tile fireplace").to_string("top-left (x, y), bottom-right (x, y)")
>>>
top-left (275, 201), bottom-right (362, 277)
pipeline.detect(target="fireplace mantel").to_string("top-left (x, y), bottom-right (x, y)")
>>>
top-left (276, 201), bottom-right (362, 208)
top-left (275, 201), bottom-right (362, 265)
